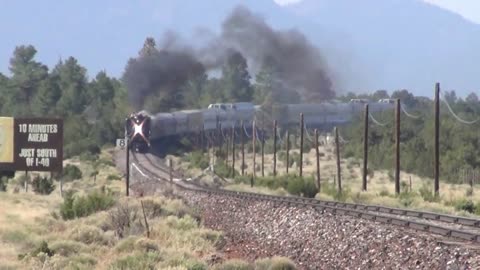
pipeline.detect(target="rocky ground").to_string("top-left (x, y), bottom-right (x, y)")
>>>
top-left (179, 190), bottom-right (480, 270)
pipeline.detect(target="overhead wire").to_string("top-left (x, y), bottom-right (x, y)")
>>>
top-left (440, 91), bottom-right (480, 125)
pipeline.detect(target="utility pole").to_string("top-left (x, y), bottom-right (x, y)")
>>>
top-left (273, 120), bottom-right (277, 177)
top-left (395, 99), bottom-right (401, 195)
top-left (252, 120), bottom-right (256, 178)
top-left (335, 127), bottom-right (342, 193)
top-left (231, 126), bottom-right (235, 177)
top-left (261, 123), bottom-right (265, 177)
top-left (299, 113), bottom-right (304, 177)
top-left (241, 122), bottom-right (245, 176)
top-left (125, 119), bottom-right (130, 197)
top-left (434, 82), bottom-right (440, 196)
top-left (286, 130), bottom-right (290, 174)
top-left (363, 104), bottom-right (369, 191)
top-left (315, 129), bottom-right (320, 192)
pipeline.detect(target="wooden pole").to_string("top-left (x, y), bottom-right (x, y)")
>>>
top-left (231, 126), bottom-right (235, 177)
top-left (335, 127), bottom-right (342, 193)
top-left (273, 120), bottom-right (277, 177)
top-left (261, 126), bottom-right (265, 177)
top-left (363, 104), bottom-right (369, 191)
top-left (395, 98), bottom-right (401, 194)
top-left (315, 129), bottom-right (320, 192)
top-left (169, 159), bottom-right (173, 183)
top-left (252, 120), bottom-right (256, 178)
top-left (286, 130), bottom-right (290, 174)
top-left (299, 113), bottom-right (304, 177)
top-left (434, 82), bottom-right (440, 196)
top-left (241, 122), bottom-right (245, 176)
top-left (126, 143), bottom-right (130, 197)
top-left (24, 171), bottom-right (28, 192)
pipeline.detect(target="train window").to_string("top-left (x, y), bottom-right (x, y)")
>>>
top-left (221, 104), bottom-right (226, 110)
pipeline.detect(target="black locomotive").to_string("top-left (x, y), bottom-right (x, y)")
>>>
top-left (125, 111), bottom-right (151, 153)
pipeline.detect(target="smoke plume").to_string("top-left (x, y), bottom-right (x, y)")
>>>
top-left (124, 5), bottom-right (335, 110)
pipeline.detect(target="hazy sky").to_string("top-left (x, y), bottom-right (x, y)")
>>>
top-left (274, 0), bottom-right (480, 24)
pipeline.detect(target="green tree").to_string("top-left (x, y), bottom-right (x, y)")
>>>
top-left (7, 45), bottom-right (48, 115)
top-left (54, 57), bottom-right (89, 115)
top-left (222, 52), bottom-right (253, 102)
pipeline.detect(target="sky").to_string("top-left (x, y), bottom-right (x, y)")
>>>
top-left (273, 0), bottom-right (480, 24)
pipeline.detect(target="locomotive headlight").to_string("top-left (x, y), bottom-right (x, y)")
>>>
top-left (133, 121), bottom-right (144, 137)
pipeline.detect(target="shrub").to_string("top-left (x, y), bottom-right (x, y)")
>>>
top-left (32, 241), bottom-right (54, 257)
top-left (379, 189), bottom-right (390, 197)
top-left (454, 199), bottom-right (476, 214)
top-left (418, 183), bottom-right (439, 203)
top-left (109, 252), bottom-right (162, 270)
top-left (187, 151), bottom-right (209, 170)
top-left (213, 259), bottom-right (253, 270)
top-left (107, 174), bottom-right (121, 181)
top-left (62, 164), bottom-right (83, 181)
top-left (60, 190), bottom-right (116, 220)
top-left (0, 176), bottom-right (7, 191)
top-left (32, 176), bottom-right (55, 195)
top-left (70, 225), bottom-right (113, 246)
top-left (50, 240), bottom-right (88, 257)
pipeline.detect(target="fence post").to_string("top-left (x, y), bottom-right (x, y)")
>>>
top-left (363, 104), bottom-right (369, 191)
top-left (335, 127), bottom-right (342, 193)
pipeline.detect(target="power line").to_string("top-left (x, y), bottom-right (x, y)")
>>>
top-left (440, 91), bottom-right (480, 125)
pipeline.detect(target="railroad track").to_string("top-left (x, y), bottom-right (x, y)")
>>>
top-left (131, 151), bottom-right (480, 244)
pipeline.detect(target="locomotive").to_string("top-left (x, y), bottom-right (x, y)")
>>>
top-left (125, 111), bottom-right (151, 153)
top-left (126, 100), bottom-right (395, 151)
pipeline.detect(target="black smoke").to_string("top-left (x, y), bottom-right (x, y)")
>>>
top-left (124, 5), bottom-right (335, 110)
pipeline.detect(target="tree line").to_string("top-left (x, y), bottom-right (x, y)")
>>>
top-left (0, 45), bottom-right (128, 158)
top-left (340, 90), bottom-right (480, 183)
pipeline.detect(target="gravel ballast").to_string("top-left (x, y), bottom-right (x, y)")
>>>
top-left (179, 190), bottom-right (480, 270)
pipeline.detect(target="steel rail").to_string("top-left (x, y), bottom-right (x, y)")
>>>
top-left (132, 152), bottom-right (480, 243)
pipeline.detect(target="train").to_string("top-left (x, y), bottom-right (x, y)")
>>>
top-left (126, 99), bottom-right (396, 152)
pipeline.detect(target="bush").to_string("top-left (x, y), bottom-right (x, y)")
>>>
top-left (0, 176), bottom-right (7, 192)
top-left (187, 151), bottom-right (209, 170)
top-left (454, 199), bottom-right (476, 214)
top-left (32, 176), bottom-right (55, 195)
top-left (213, 259), bottom-right (253, 270)
top-left (107, 174), bottom-right (121, 181)
top-left (109, 252), bottom-right (162, 270)
top-left (60, 190), bottom-right (116, 220)
top-left (418, 183), bottom-right (439, 203)
top-left (62, 164), bottom-right (83, 181)
top-left (234, 174), bottom-right (317, 198)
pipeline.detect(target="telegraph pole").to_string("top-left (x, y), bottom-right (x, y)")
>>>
top-left (125, 118), bottom-right (130, 197)
top-left (335, 127), bottom-right (342, 193)
top-left (261, 124), bottom-right (265, 177)
top-left (395, 99), bottom-right (401, 195)
top-left (315, 129), bottom-right (320, 192)
top-left (286, 130), bottom-right (290, 174)
top-left (231, 126), bottom-right (235, 177)
top-left (252, 120), bottom-right (256, 178)
top-left (434, 82), bottom-right (440, 196)
top-left (241, 122), bottom-right (245, 176)
top-left (273, 120), bottom-right (277, 177)
top-left (363, 104), bottom-right (369, 191)
top-left (299, 113), bottom-right (304, 177)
